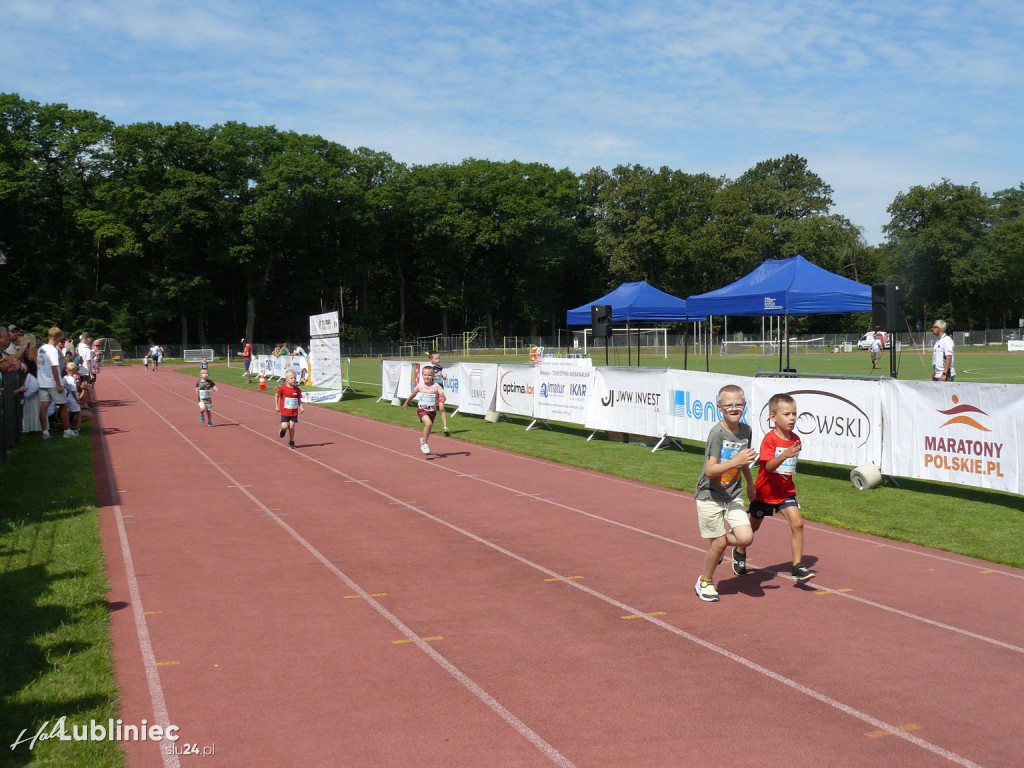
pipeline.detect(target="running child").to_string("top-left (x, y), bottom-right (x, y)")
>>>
top-left (195, 368), bottom-right (218, 426)
top-left (403, 363), bottom-right (445, 454)
top-left (693, 384), bottom-right (757, 602)
top-left (276, 368), bottom-right (304, 449)
top-left (423, 350), bottom-right (451, 436)
top-left (735, 392), bottom-right (815, 582)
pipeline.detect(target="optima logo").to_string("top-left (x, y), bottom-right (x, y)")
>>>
top-left (760, 389), bottom-right (871, 448)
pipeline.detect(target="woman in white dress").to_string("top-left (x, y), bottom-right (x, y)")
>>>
top-left (20, 335), bottom-right (42, 434)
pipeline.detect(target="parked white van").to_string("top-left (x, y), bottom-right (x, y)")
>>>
top-left (857, 331), bottom-right (890, 350)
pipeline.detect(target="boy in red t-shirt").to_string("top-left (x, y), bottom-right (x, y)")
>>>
top-left (275, 369), bottom-right (304, 449)
top-left (735, 393), bottom-right (815, 582)
top-left (403, 364), bottom-right (446, 455)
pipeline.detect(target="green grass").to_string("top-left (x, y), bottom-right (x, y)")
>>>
top-left (0, 426), bottom-right (123, 768)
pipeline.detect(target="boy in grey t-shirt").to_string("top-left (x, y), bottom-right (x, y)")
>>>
top-left (693, 384), bottom-right (757, 602)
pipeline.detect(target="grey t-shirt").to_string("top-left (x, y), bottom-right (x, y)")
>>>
top-left (695, 421), bottom-right (753, 503)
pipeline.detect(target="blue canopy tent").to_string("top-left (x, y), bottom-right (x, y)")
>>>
top-left (566, 280), bottom-right (701, 365)
top-left (566, 280), bottom-right (696, 325)
top-left (686, 255), bottom-right (871, 371)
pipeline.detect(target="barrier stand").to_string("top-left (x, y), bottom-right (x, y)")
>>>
top-left (526, 417), bottom-right (552, 431)
top-left (650, 433), bottom-right (685, 453)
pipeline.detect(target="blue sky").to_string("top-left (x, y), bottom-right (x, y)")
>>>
top-left (3, 0), bottom-right (1023, 245)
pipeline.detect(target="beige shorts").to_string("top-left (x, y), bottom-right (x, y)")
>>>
top-left (696, 497), bottom-right (750, 539)
top-left (39, 386), bottom-right (68, 405)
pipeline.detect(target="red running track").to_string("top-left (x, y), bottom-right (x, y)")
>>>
top-left (93, 365), bottom-right (1024, 767)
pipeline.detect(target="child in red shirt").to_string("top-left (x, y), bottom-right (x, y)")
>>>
top-left (403, 364), bottom-right (446, 455)
top-left (275, 369), bottom-right (304, 449)
top-left (735, 393), bottom-right (815, 582)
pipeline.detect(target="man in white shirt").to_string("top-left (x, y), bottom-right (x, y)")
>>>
top-left (931, 319), bottom-right (955, 382)
top-left (77, 332), bottom-right (93, 379)
top-left (38, 326), bottom-right (75, 438)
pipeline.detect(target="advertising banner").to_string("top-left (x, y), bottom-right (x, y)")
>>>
top-left (308, 311), bottom-right (340, 337)
top-left (584, 367), bottom-right (668, 438)
top-left (496, 365), bottom-right (537, 417)
top-left (380, 360), bottom-right (405, 400)
top-left (882, 381), bottom-right (1024, 494)
top-left (532, 360), bottom-right (594, 425)
top-left (449, 362), bottom-right (497, 416)
top-left (662, 370), bottom-right (754, 443)
top-left (750, 377), bottom-right (882, 468)
top-left (310, 336), bottom-right (342, 389)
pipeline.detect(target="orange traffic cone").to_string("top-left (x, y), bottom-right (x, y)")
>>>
top-left (258, 372), bottom-right (267, 391)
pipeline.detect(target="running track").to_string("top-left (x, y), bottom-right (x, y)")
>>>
top-left (94, 365), bottom-right (1024, 767)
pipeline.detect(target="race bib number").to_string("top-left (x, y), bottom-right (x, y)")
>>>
top-left (774, 447), bottom-right (798, 475)
top-left (199, 390), bottom-right (211, 400)
top-left (284, 396), bottom-right (299, 410)
top-left (716, 439), bottom-right (746, 489)
top-left (418, 392), bottom-right (437, 409)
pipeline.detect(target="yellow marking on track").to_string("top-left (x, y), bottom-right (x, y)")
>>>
top-left (392, 636), bottom-right (443, 645)
top-left (156, 661), bottom-right (179, 667)
top-left (865, 723), bottom-right (921, 739)
top-left (978, 569), bottom-right (994, 574)
top-left (815, 588), bottom-right (854, 596)
top-left (622, 611), bottom-right (667, 620)
top-left (344, 593), bottom-right (388, 599)
top-left (544, 576), bottom-right (583, 582)
top-left (873, 543), bottom-right (886, 548)
top-left (144, 611), bottom-right (162, 615)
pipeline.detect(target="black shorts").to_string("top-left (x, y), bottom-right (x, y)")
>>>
top-left (749, 497), bottom-right (799, 519)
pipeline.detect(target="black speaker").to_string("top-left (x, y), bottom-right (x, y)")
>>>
top-left (591, 304), bottom-right (612, 338)
top-left (871, 283), bottom-right (905, 331)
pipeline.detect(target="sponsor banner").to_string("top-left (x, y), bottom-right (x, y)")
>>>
top-left (533, 362), bottom-right (595, 425)
top-left (584, 367), bottom-right (668, 438)
top-left (750, 378), bottom-right (882, 468)
top-left (663, 371), bottom-right (753, 442)
top-left (450, 362), bottom-right (497, 416)
top-left (1008, 340), bottom-right (1024, 352)
top-left (309, 310), bottom-right (340, 337)
top-left (305, 389), bottom-right (343, 404)
top-left (253, 355), bottom-right (310, 383)
top-left (424, 361), bottom-right (460, 408)
top-left (883, 381), bottom-right (1024, 494)
top-left (310, 336), bottom-right (342, 390)
top-left (380, 360), bottom-right (408, 400)
top-left (496, 365), bottom-right (537, 417)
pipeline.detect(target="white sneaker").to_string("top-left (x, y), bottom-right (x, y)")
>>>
top-left (64, 429), bottom-right (78, 438)
top-left (420, 443), bottom-right (430, 454)
top-left (42, 431), bottom-right (51, 440)
top-left (694, 577), bottom-right (719, 602)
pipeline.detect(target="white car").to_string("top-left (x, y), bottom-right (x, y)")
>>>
top-left (857, 331), bottom-right (890, 350)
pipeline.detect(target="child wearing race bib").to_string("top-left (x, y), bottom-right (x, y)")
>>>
top-left (403, 364), bottom-right (446, 455)
top-left (195, 368), bottom-right (219, 426)
top-left (275, 368), bottom-right (304, 449)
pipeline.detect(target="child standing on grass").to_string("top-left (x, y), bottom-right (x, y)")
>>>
top-left (734, 392), bottom-right (815, 582)
top-left (276, 369), bottom-right (304, 449)
top-left (195, 368), bottom-right (218, 427)
top-left (693, 384), bottom-right (757, 602)
top-left (423, 350), bottom-right (451, 436)
top-left (403, 364), bottom-right (445, 455)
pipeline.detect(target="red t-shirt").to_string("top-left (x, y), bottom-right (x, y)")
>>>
top-left (753, 429), bottom-right (799, 504)
top-left (242, 343), bottom-right (253, 360)
top-left (276, 383), bottom-right (302, 417)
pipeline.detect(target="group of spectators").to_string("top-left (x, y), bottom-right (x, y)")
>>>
top-left (271, 343), bottom-right (307, 357)
top-left (0, 324), bottom-right (101, 450)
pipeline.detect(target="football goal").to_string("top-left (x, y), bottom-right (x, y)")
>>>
top-left (571, 328), bottom-right (668, 359)
top-left (183, 348), bottom-right (216, 362)
top-left (720, 337), bottom-right (826, 355)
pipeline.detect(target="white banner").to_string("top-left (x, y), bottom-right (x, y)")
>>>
top-left (253, 355), bottom-right (310, 383)
top-left (1008, 340), bottom-right (1024, 352)
top-left (496, 365), bottom-right (537, 417)
top-left (533, 361), bottom-right (594, 425)
top-left (584, 367), bottom-right (668, 438)
top-left (380, 360), bottom-right (406, 400)
top-left (663, 370), bottom-right (753, 442)
top-left (449, 362), bottom-right (497, 416)
top-left (883, 381), bottom-right (1024, 494)
top-left (309, 311), bottom-right (340, 337)
top-left (750, 378), bottom-right (882, 468)
top-left (310, 336), bottom-right (342, 390)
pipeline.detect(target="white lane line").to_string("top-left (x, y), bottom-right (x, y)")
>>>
top-left (118, 376), bottom-right (577, 768)
top-left (94, 406), bottom-right (180, 768)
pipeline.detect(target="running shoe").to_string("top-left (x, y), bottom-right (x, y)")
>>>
top-left (694, 577), bottom-right (719, 602)
top-left (792, 564), bottom-right (816, 582)
top-left (200, 415), bottom-right (205, 423)
top-left (732, 549), bottom-right (747, 577)
top-left (420, 443), bottom-right (430, 454)
top-left (279, 427), bottom-right (286, 438)
top-left (288, 441), bottom-right (296, 449)
top-left (443, 427), bottom-right (451, 436)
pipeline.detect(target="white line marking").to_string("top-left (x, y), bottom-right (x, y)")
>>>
top-left (94, 407), bottom-right (180, 768)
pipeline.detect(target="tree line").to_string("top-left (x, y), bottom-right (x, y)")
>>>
top-left (1, 92), bottom-right (1021, 346)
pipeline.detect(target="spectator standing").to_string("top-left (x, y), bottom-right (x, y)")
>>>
top-left (931, 320), bottom-right (955, 381)
top-left (37, 326), bottom-right (74, 439)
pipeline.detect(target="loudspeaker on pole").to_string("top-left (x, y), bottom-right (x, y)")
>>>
top-left (871, 283), bottom-right (905, 331)
top-left (591, 304), bottom-right (612, 338)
